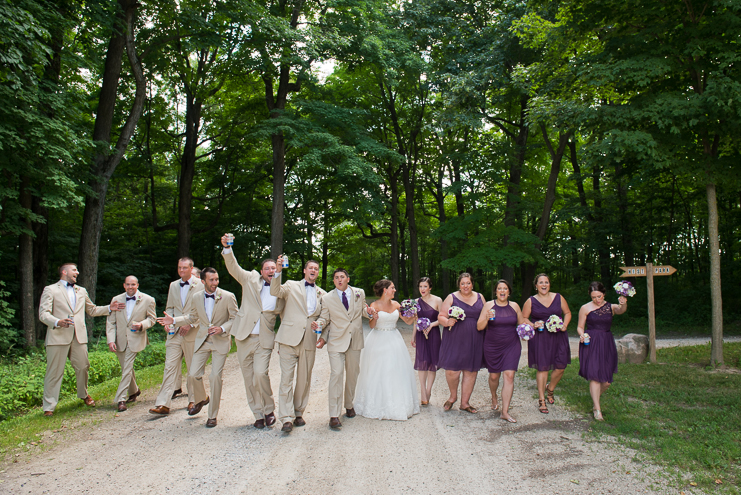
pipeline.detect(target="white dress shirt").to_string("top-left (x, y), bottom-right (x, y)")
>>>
top-left (252, 282), bottom-right (277, 335)
top-left (125, 291), bottom-right (139, 321)
top-left (180, 277), bottom-right (197, 307)
top-left (303, 279), bottom-right (318, 314)
top-left (204, 290), bottom-right (216, 323)
top-left (63, 280), bottom-right (76, 309)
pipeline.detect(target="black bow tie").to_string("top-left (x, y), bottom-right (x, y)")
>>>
top-left (180, 280), bottom-right (189, 287)
top-left (66, 282), bottom-right (75, 288)
top-left (205, 293), bottom-right (215, 299)
top-left (126, 296), bottom-right (136, 302)
top-left (264, 282), bottom-right (271, 287)
top-left (305, 281), bottom-right (315, 287)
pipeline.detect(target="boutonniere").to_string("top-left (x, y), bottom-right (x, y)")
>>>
top-left (354, 290), bottom-right (361, 300)
top-left (135, 294), bottom-right (142, 303)
top-left (215, 293), bottom-right (222, 302)
top-left (74, 286), bottom-right (80, 293)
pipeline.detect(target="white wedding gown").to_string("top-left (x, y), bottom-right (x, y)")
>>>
top-left (354, 310), bottom-right (420, 420)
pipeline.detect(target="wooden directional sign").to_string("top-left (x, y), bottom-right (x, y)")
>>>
top-left (617, 263), bottom-right (677, 364)
top-left (619, 265), bottom-right (676, 277)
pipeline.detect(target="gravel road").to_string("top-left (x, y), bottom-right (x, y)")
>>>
top-left (3, 324), bottom-right (721, 494)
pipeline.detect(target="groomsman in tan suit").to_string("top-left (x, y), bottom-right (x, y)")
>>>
top-left (271, 255), bottom-right (327, 433)
top-left (316, 268), bottom-right (373, 429)
top-left (150, 258), bottom-right (205, 415)
top-left (38, 263), bottom-right (119, 415)
top-left (106, 276), bottom-right (156, 411)
top-left (221, 235), bottom-right (284, 429)
top-left (160, 267), bottom-right (238, 427)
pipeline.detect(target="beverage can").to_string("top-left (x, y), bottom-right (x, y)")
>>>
top-left (68, 314), bottom-right (74, 326)
top-left (583, 333), bottom-right (591, 345)
top-left (488, 308), bottom-right (496, 321)
top-left (315, 321), bottom-right (322, 335)
top-left (537, 320), bottom-right (544, 332)
top-left (282, 255), bottom-right (289, 268)
top-left (226, 233), bottom-right (234, 246)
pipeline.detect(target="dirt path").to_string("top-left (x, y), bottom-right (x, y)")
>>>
top-left (2, 324), bottom-right (690, 494)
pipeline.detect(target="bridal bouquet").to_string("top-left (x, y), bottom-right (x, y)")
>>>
top-left (613, 281), bottom-right (636, 297)
top-left (447, 306), bottom-right (466, 321)
top-left (400, 299), bottom-right (421, 318)
top-left (516, 323), bottom-right (535, 341)
top-left (416, 317), bottom-right (432, 339)
top-left (545, 315), bottom-right (564, 333)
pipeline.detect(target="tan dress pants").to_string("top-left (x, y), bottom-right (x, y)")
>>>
top-left (189, 339), bottom-right (228, 419)
top-left (236, 335), bottom-right (274, 420)
top-left (154, 333), bottom-right (203, 408)
top-left (327, 349), bottom-right (361, 418)
top-left (114, 346), bottom-right (139, 403)
top-left (278, 341), bottom-right (316, 424)
top-left (43, 335), bottom-right (89, 412)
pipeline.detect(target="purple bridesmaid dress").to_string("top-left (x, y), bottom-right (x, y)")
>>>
top-left (414, 298), bottom-right (442, 371)
top-left (438, 293), bottom-right (485, 372)
top-left (578, 303), bottom-right (618, 383)
top-left (483, 302), bottom-right (521, 373)
top-left (527, 294), bottom-right (571, 371)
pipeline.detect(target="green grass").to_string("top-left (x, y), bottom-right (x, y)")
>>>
top-left (552, 342), bottom-right (741, 494)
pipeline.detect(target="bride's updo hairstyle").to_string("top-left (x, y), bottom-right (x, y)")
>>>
top-left (373, 279), bottom-right (394, 297)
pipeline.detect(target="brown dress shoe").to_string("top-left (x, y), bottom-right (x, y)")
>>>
top-left (43, 411), bottom-right (53, 417)
top-left (171, 388), bottom-right (183, 400)
top-left (345, 408), bottom-right (356, 418)
top-left (149, 405), bottom-right (170, 415)
top-left (188, 397), bottom-right (209, 416)
top-left (329, 417), bottom-right (342, 429)
top-left (265, 412), bottom-right (276, 427)
top-left (83, 395), bottom-right (96, 407)
top-left (293, 416), bottom-right (306, 427)
top-left (117, 401), bottom-right (127, 412)
top-left (281, 422), bottom-right (293, 433)
top-left (254, 418), bottom-right (266, 429)
top-left (126, 390), bottom-right (141, 403)
top-left (187, 402), bottom-right (194, 411)
top-left (206, 418), bottom-right (217, 427)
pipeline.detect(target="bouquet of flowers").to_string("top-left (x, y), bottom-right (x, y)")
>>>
top-left (447, 306), bottom-right (466, 321)
top-left (613, 281), bottom-right (636, 297)
top-left (517, 323), bottom-right (535, 341)
top-left (416, 317), bottom-right (432, 339)
top-left (545, 315), bottom-right (564, 333)
top-left (400, 299), bottom-right (421, 318)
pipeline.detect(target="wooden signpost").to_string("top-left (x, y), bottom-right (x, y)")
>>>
top-left (619, 263), bottom-right (676, 364)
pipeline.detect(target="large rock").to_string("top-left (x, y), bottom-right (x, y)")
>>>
top-left (615, 333), bottom-right (649, 364)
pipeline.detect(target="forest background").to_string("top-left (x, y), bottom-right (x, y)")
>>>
top-left (2, 0), bottom-right (740, 364)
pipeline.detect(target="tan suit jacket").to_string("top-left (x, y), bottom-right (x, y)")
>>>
top-left (105, 292), bottom-right (157, 353)
top-left (39, 281), bottom-right (110, 345)
top-left (270, 275), bottom-right (326, 350)
top-left (175, 288), bottom-right (238, 355)
top-left (223, 250), bottom-right (284, 348)
top-left (165, 276), bottom-right (202, 342)
top-left (317, 286), bottom-right (368, 353)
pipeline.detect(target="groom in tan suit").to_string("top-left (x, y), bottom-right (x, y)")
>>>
top-left (38, 263), bottom-right (119, 415)
top-left (221, 235), bottom-right (284, 429)
top-left (316, 268), bottom-right (372, 429)
top-left (106, 276), bottom-right (156, 411)
top-left (271, 256), bottom-right (327, 433)
top-left (161, 267), bottom-right (238, 427)
top-left (150, 258), bottom-right (205, 415)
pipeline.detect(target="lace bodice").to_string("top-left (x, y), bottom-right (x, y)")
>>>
top-left (374, 310), bottom-right (399, 331)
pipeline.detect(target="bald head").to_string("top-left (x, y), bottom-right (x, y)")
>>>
top-left (124, 276), bottom-right (139, 296)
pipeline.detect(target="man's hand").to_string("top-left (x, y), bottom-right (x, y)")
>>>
top-left (131, 322), bottom-right (142, 331)
top-left (108, 342), bottom-right (117, 352)
top-left (207, 326), bottom-right (223, 336)
top-left (110, 300), bottom-right (124, 311)
top-left (275, 255), bottom-right (284, 274)
top-left (316, 338), bottom-right (326, 349)
top-left (220, 234), bottom-right (229, 248)
top-left (58, 318), bottom-right (73, 328)
top-left (311, 321), bottom-right (319, 330)
top-left (179, 325), bottom-right (191, 336)
top-left (156, 311), bottom-right (174, 327)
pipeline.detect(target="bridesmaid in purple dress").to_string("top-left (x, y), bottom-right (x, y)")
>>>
top-left (577, 281), bottom-right (628, 421)
top-left (522, 273), bottom-right (572, 414)
top-left (476, 279), bottom-right (526, 423)
top-left (411, 277), bottom-right (443, 406)
top-left (438, 273), bottom-right (485, 414)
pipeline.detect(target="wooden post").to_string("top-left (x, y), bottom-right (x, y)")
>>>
top-left (646, 262), bottom-right (656, 364)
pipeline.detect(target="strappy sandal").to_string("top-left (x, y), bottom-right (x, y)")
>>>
top-left (546, 384), bottom-right (555, 404)
top-left (460, 405), bottom-right (478, 414)
top-left (491, 395), bottom-right (500, 411)
top-left (538, 399), bottom-right (549, 414)
top-left (443, 399), bottom-right (457, 411)
top-left (593, 409), bottom-right (603, 421)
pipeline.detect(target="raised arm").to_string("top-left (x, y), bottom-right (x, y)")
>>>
top-left (477, 300), bottom-right (494, 330)
top-left (269, 269), bottom-right (290, 299)
top-left (84, 289), bottom-right (112, 317)
top-left (612, 296), bottom-right (627, 315)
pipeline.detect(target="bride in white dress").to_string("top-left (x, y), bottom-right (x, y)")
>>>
top-left (354, 280), bottom-right (420, 420)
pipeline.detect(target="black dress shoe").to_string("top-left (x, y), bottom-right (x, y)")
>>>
top-left (281, 422), bottom-right (293, 433)
top-left (188, 397), bottom-right (209, 416)
top-left (265, 412), bottom-right (276, 427)
top-left (117, 401), bottom-right (127, 412)
top-left (126, 390), bottom-right (141, 403)
top-left (206, 418), bottom-right (217, 427)
top-left (293, 416), bottom-right (306, 427)
top-left (345, 408), bottom-right (356, 418)
top-left (329, 417), bottom-right (342, 429)
top-left (254, 419), bottom-right (266, 429)
top-left (171, 388), bottom-right (183, 400)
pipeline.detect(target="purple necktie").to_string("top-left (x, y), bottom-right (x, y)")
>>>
top-left (342, 291), bottom-right (349, 311)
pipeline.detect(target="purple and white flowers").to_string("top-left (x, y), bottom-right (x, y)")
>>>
top-left (400, 299), bottom-right (421, 318)
top-left (416, 317), bottom-right (432, 339)
top-left (517, 323), bottom-right (535, 341)
top-left (546, 314), bottom-right (564, 333)
top-left (614, 281), bottom-right (636, 297)
top-left (447, 306), bottom-right (466, 321)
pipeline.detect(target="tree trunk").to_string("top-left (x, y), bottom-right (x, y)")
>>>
top-left (435, 167), bottom-right (449, 295)
top-left (389, 168), bottom-right (400, 288)
top-left (32, 198), bottom-right (49, 343)
top-left (322, 201), bottom-right (329, 289)
top-left (19, 177), bottom-right (35, 347)
top-left (402, 161), bottom-right (420, 294)
top-left (270, 132), bottom-right (286, 259)
top-left (707, 184), bottom-right (723, 365)
top-left (77, 0), bottom-right (146, 340)
top-left (177, 93), bottom-right (201, 258)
